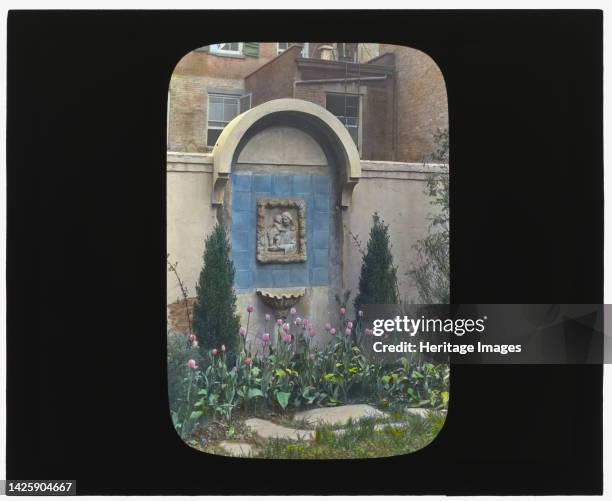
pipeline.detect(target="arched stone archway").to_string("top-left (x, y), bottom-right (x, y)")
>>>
top-left (211, 98), bottom-right (363, 340)
top-left (211, 98), bottom-right (361, 207)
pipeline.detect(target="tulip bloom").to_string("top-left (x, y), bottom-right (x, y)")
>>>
top-left (239, 326), bottom-right (246, 337)
top-left (262, 333), bottom-right (270, 344)
top-left (187, 359), bottom-right (198, 369)
top-left (212, 348), bottom-right (218, 356)
top-left (245, 357), bottom-right (253, 366)
top-left (265, 313), bottom-right (271, 321)
top-left (340, 307), bottom-right (346, 316)
top-left (330, 328), bottom-right (336, 336)
top-left (247, 304), bottom-right (254, 313)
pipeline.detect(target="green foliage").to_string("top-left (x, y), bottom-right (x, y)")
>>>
top-left (193, 223), bottom-right (240, 351)
top-left (256, 410), bottom-right (445, 459)
top-left (411, 128), bottom-right (450, 304)
top-left (354, 213), bottom-right (399, 312)
top-left (169, 307), bottom-right (449, 441)
top-left (167, 333), bottom-right (205, 439)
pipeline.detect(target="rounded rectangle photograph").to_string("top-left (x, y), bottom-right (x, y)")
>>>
top-left (166, 42), bottom-right (449, 459)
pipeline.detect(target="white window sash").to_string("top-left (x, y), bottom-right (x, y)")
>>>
top-left (210, 42), bottom-right (243, 55)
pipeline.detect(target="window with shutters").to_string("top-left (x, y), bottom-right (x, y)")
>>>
top-left (210, 42), bottom-right (242, 55)
top-left (207, 93), bottom-right (240, 147)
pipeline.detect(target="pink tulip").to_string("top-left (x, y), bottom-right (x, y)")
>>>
top-left (290, 307), bottom-right (297, 316)
top-left (245, 357), bottom-right (253, 366)
top-left (239, 327), bottom-right (246, 337)
top-left (265, 313), bottom-right (271, 321)
top-left (345, 328), bottom-right (352, 336)
top-left (309, 353), bottom-right (315, 361)
top-left (325, 322), bottom-right (331, 331)
top-left (330, 328), bottom-right (336, 336)
top-left (262, 333), bottom-right (270, 343)
top-left (282, 334), bottom-right (292, 344)
top-left (188, 334), bottom-right (196, 343)
top-left (303, 319), bottom-right (310, 328)
top-left (358, 310), bottom-right (364, 317)
top-left (282, 323), bottom-right (290, 333)
top-left (276, 318), bottom-right (283, 326)
top-left (187, 359), bottom-right (198, 370)
top-left (347, 321), bottom-right (353, 329)
top-left (212, 348), bottom-right (218, 356)
top-left (340, 307), bottom-right (346, 316)
top-left (295, 317), bottom-right (302, 326)
top-left (308, 328), bottom-right (316, 338)
top-left (247, 304), bottom-right (254, 313)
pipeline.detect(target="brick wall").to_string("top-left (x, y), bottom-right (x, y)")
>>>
top-left (167, 298), bottom-right (196, 334)
top-left (244, 46), bottom-right (302, 107)
top-left (169, 43), bottom-right (279, 152)
top-left (380, 45), bottom-right (448, 162)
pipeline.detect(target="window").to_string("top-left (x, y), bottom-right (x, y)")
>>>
top-left (239, 94), bottom-right (252, 114)
top-left (277, 42), bottom-right (309, 58)
top-left (326, 93), bottom-right (360, 148)
top-left (207, 93), bottom-right (240, 146)
top-left (336, 43), bottom-right (358, 62)
top-left (210, 42), bottom-right (243, 55)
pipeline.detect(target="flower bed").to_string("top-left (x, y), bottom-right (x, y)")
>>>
top-left (168, 305), bottom-right (449, 447)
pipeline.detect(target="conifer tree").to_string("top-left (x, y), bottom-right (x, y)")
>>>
top-left (193, 222), bottom-right (240, 351)
top-left (354, 213), bottom-right (399, 312)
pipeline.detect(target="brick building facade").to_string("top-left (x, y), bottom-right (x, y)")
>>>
top-left (168, 42), bottom-right (447, 162)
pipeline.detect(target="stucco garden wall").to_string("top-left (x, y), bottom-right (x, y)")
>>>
top-left (167, 151), bottom-right (444, 327)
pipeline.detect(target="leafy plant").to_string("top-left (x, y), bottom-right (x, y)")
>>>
top-left (411, 128), bottom-right (450, 305)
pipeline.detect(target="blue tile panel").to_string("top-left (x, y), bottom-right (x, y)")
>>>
top-left (231, 173), bottom-right (331, 291)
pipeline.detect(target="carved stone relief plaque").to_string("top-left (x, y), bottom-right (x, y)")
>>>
top-left (256, 198), bottom-right (307, 264)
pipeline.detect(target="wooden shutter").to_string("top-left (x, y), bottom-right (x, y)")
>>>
top-left (242, 42), bottom-right (260, 58)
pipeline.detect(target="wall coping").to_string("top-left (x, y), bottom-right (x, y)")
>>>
top-left (167, 151), bottom-right (447, 175)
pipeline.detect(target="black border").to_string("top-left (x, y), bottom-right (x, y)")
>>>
top-left (7, 10), bottom-right (603, 495)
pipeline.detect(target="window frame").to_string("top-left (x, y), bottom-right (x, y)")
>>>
top-left (325, 92), bottom-right (362, 152)
top-left (210, 42), bottom-right (243, 56)
top-left (277, 42), bottom-right (309, 58)
top-left (206, 92), bottom-right (241, 147)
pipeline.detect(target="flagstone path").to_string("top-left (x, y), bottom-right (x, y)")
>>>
top-left (216, 404), bottom-right (436, 457)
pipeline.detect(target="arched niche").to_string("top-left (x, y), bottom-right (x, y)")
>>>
top-left (211, 98), bottom-right (361, 207)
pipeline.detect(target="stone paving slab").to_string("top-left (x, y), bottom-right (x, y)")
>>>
top-left (218, 441), bottom-right (256, 457)
top-left (293, 404), bottom-right (388, 426)
top-left (245, 418), bottom-right (315, 442)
